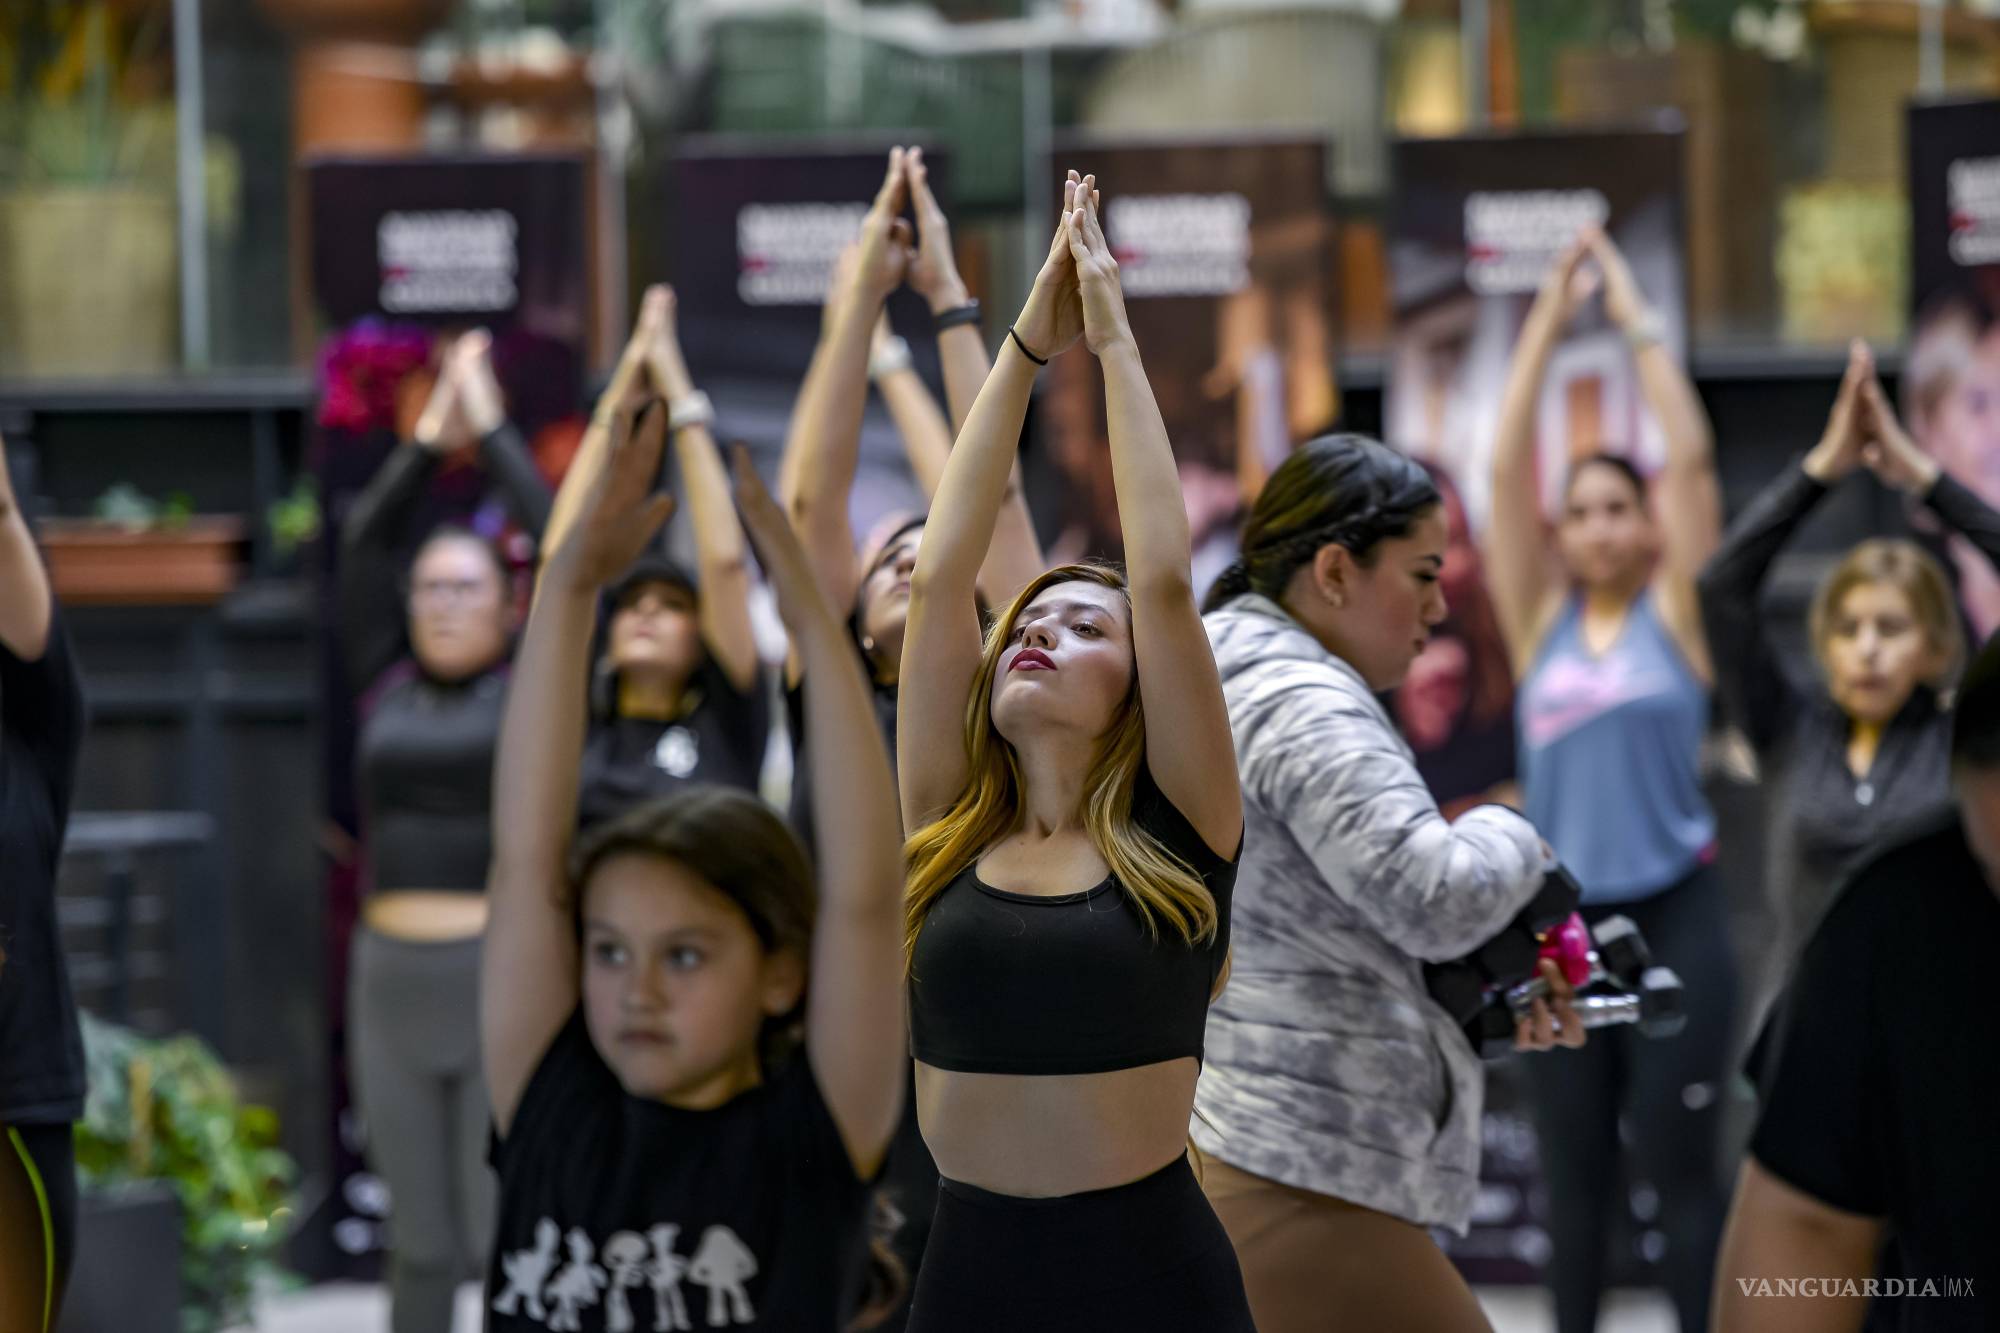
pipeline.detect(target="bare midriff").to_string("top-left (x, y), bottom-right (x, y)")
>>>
top-left (915, 1056), bottom-right (1200, 1197)
top-left (363, 889), bottom-right (489, 941)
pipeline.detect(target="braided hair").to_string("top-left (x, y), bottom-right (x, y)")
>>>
top-left (1203, 434), bottom-right (1440, 613)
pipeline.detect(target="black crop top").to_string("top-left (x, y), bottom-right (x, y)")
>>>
top-left (909, 769), bottom-right (1237, 1076)
top-left (357, 663), bottom-right (510, 893)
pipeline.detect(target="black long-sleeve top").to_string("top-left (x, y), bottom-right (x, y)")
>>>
top-left (1698, 462), bottom-right (2000, 953)
top-left (340, 426), bottom-right (550, 894)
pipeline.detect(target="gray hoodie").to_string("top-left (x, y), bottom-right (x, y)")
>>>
top-left (1192, 594), bottom-right (1546, 1232)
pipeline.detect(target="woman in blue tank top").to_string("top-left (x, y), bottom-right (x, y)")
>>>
top-left (1482, 230), bottom-right (1733, 1333)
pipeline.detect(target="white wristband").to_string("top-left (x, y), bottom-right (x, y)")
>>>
top-left (668, 390), bottom-right (715, 432)
top-left (1623, 311), bottom-right (1665, 351)
top-left (870, 335), bottom-right (913, 380)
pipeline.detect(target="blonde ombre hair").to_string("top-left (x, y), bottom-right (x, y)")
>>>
top-left (1808, 538), bottom-right (1964, 686)
top-left (902, 562), bottom-right (1220, 963)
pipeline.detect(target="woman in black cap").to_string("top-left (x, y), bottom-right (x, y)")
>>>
top-left (550, 287), bottom-right (768, 829)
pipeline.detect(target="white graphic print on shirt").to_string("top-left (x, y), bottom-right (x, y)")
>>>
top-left (602, 1233), bottom-right (649, 1333)
top-left (653, 726), bottom-right (699, 778)
top-left (495, 1220), bottom-right (758, 1330)
top-left (494, 1218), bottom-right (561, 1320)
top-left (689, 1225), bottom-right (758, 1326)
top-left (547, 1228), bottom-right (609, 1330)
top-left (647, 1225), bottom-right (693, 1332)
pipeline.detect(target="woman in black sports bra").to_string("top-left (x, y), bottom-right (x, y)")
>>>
top-left (895, 171), bottom-right (1254, 1332)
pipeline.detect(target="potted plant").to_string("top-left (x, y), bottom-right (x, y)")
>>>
top-left (0, 0), bottom-right (181, 377)
top-left (71, 1013), bottom-right (300, 1333)
top-left (38, 485), bottom-right (246, 605)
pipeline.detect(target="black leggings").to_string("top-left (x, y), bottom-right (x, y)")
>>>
top-left (905, 1155), bottom-right (1256, 1333)
top-left (870, 1065), bottom-right (939, 1333)
top-left (1527, 861), bottom-right (1736, 1333)
top-left (2, 1122), bottom-right (76, 1333)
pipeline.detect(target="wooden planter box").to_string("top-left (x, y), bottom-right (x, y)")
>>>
top-left (40, 518), bottom-right (247, 606)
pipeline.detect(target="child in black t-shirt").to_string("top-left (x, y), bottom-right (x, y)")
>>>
top-left (482, 380), bottom-right (907, 1332)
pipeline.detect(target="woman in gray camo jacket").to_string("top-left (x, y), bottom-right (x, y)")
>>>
top-left (1193, 434), bottom-right (1584, 1333)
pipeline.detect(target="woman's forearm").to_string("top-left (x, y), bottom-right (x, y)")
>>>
top-left (877, 366), bottom-right (954, 502)
top-left (935, 322), bottom-right (989, 441)
top-left (481, 420), bottom-right (554, 539)
top-left (1099, 340), bottom-right (1193, 592)
top-left (910, 342), bottom-right (1041, 597)
top-left (779, 287), bottom-right (878, 618)
top-left (674, 423), bottom-right (759, 690)
top-left (493, 556), bottom-right (598, 883)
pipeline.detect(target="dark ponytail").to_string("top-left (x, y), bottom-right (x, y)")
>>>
top-left (1202, 433), bottom-right (1441, 613)
top-left (844, 1193), bottom-right (910, 1330)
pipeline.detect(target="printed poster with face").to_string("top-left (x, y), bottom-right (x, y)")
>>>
top-left (1035, 134), bottom-right (1341, 586)
top-left (1385, 124), bottom-right (1688, 540)
top-left (301, 151), bottom-right (592, 1277)
top-left (1907, 98), bottom-right (2000, 638)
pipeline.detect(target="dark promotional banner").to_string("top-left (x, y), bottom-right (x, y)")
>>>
top-left (670, 136), bottom-right (952, 384)
top-left (1386, 124), bottom-right (1688, 540)
top-left (306, 152), bottom-right (592, 339)
top-left (1907, 99), bottom-right (2000, 638)
top-left (1036, 134), bottom-right (1340, 581)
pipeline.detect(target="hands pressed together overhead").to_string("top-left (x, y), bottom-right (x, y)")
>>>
top-left (828, 145), bottom-right (973, 332)
top-left (1537, 225), bottom-right (1654, 339)
top-left (829, 149), bottom-right (1136, 367)
top-left (413, 329), bottom-right (507, 451)
top-left (1012, 169), bottom-right (1133, 364)
top-left (1806, 338), bottom-right (1938, 497)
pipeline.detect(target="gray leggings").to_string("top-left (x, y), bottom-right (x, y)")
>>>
top-left (349, 926), bottom-right (495, 1333)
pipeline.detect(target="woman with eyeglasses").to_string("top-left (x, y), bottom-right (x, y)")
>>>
top-left (337, 327), bottom-right (552, 1333)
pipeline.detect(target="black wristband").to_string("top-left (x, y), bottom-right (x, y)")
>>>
top-left (933, 300), bottom-right (982, 332)
top-left (1008, 325), bottom-right (1049, 366)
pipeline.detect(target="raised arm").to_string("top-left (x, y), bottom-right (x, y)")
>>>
top-left (1854, 350), bottom-right (2000, 578)
top-left (448, 330), bottom-right (553, 539)
top-left (898, 185), bottom-right (1084, 830)
top-left (1487, 242), bottom-right (1589, 677)
top-left (647, 290), bottom-right (759, 694)
top-left (1250, 678), bottom-right (1549, 961)
top-left (543, 290), bottom-right (666, 562)
top-left (904, 146), bottom-right (1044, 604)
top-left (484, 395), bottom-right (677, 1134)
top-left (1589, 230), bottom-right (1720, 604)
top-left (1698, 345), bottom-right (1862, 754)
top-left (731, 448), bottom-right (903, 1175)
top-left (778, 149), bottom-right (913, 642)
top-left (1067, 172), bottom-right (1240, 855)
top-left (337, 391), bottom-right (448, 691)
